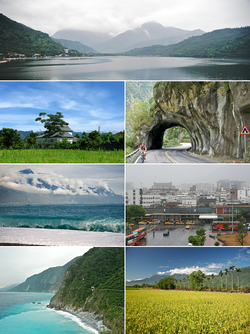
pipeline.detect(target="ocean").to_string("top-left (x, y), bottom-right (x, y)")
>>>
top-left (0, 204), bottom-right (124, 233)
top-left (0, 292), bottom-right (100, 333)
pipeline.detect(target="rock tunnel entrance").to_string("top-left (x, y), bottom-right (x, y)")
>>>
top-left (147, 121), bottom-right (191, 150)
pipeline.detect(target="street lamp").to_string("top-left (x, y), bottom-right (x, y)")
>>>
top-left (230, 190), bottom-right (234, 234)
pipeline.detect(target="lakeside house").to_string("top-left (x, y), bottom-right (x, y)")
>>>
top-left (35, 124), bottom-right (77, 145)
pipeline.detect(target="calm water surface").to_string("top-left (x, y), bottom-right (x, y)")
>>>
top-left (1, 56), bottom-right (250, 80)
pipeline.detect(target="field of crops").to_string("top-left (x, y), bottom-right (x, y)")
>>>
top-left (0, 149), bottom-right (124, 163)
top-left (126, 290), bottom-right (250, 333)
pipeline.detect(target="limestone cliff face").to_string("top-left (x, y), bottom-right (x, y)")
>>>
top-left (140, 82), bottom-right (250, 159)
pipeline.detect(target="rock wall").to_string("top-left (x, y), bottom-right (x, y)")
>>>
top-left (139, 82), bottom-right (250, 159)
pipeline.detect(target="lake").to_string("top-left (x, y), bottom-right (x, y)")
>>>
top-left (1, 56), bottom-right (250, 80)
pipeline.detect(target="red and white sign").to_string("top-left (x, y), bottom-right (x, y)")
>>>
top-left (240, 125), bottom-right (250, 135)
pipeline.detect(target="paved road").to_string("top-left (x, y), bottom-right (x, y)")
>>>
top-left (126, 223), bottom-right (213, 246)
top-left (136, 144), bottom-right (215, 164)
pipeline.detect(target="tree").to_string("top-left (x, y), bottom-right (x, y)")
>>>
top-left (157, 276), bottom-right (176, 290)
top-left (126, 205), bottom-right (146, 220)
top-left (224, 268), bottom-right (229, 290)
top-left (25, 130), bottom-right (38, 146)
top-left (35, 112), bottom-right (69, 144)
top-left (235, 268), bottom-right (241, 291)
top-left (235, 219), bottom-right (248, 246)
top-left (211, 274), bottom-right (215, 289)
top-left (229, 265), bottom-right (235, 290)
top-left (189, 270), bottom-right (205, 290)
top-left (219, 270), bottom-right (223, 289)
top-left (0, 128), bottom-right (24, 149)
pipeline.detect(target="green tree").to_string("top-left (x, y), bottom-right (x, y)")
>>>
top-left (211, 274), bottom-right (215, 289)
top-left (219, 270), bottom-right (223, 289)
top-left (35, 112), bottom-right (69, 144)
top-left (157, 276), bottom-right (176, 290)
top-left (189, 270), bottom-right (205, 290)
top-left (229, 266), bottom-right (235, 290)
top-left (235, 268), bottom-right (241, 291)
top-left (25, 130), bottom-right (38, 146)
top-left (224, 268), bottom-right (229, 290)
top-left (126, 205), bottom-right (146, 220)
top-left (235, 219), bottom-right (248, 246)
top-left (0, 128), bottom-right (24, 149)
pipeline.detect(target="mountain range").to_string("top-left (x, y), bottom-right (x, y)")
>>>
top-left (127, 266), bottom-right (250, 287)
top-left (0, 168), bottom-right (124, 204)
top-left (9, 257), bottom-right (79, 293)
top-left (52, 21), bottom-right (204, 53)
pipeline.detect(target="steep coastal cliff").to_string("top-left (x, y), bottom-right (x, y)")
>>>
top-left (48, 247), bottom-right (124, 333)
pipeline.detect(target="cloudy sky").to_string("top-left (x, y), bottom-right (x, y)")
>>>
top-left (0, 164), bottom-right (124, 197)
top-left (1, 0), bottom-right (249, 36)
top-left (126, 247), bottom-right (250, 281)
top-left (0, 81), bottom-right (124, 133)
top-left (126, 164), bottom-right (250, 189)
top-left (0, 246), bottom-right (91, 288)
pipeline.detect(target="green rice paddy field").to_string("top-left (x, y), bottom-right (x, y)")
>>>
top-left (0, 149), bottom-right (124, 163)
top-left (126, 290), bottom-right (250, 333)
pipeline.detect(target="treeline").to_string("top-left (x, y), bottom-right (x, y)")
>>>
top-left (126, 26), bottom-right (250, 58)
top-left (0, 128), bottom-right (124, 151)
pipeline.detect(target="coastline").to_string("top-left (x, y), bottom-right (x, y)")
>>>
top-left (0, 227), bottom-right (124, 246)
top-left (49, 307), bottom-right (109, 333)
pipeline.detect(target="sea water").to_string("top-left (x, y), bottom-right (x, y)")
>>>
top-left (0, 204), bottom-right (124, 233)
top-left (0, 292), bottom-right (98, 333)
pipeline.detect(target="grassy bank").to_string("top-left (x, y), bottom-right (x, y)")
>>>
top-left (0, 149), bottom-right (124, 163)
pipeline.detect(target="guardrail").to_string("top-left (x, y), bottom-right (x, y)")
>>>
top-left (126, 149), bottom-right (141, 163)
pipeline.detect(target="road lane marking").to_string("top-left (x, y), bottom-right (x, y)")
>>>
top-left (165, 150), bottom-right (178, 164)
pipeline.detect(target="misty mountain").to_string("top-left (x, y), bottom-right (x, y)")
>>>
top-left (92, 22), bottom-right (204, 53)
top-left (0, 13), bottom-right (64, 56)
top-left (9, 257), bottom-right (79, 293)
top-left (126, 26), bottom-right (250, 58)
top-left (0, 283), bottom-right (20, 291)
top-left (0, 168), bottom-right (124, 204)
top-left (126, 274), bottom-right (188, 286)
top-left (53, 38), bottom-right (97, 53)
top-left (51, 29), bottom-right (111, 47)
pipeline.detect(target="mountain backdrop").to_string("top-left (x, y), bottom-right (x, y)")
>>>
top-left (126, 26), bottom-right (250, 58)
top-left (9, 257), bottom-right (79, 293)
top-left (48, 247), bottom-right (124, 334)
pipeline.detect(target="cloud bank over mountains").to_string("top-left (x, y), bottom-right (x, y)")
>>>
top-left (0, 167), bottom-right (124, 204)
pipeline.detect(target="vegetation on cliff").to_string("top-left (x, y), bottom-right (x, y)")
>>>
top-left (49, 247), bottom-right (124, 334)
top-left (0, 13), bottom-right (65, 56)
top-left (126, 26), bottom-right (250, 58)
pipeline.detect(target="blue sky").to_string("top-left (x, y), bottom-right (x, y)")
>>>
top-left (0, 81), bottom-right (124, 133)
top-left (126, 247), bottom-right (250, 281)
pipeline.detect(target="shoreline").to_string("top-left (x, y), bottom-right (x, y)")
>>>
top-left (0, 227), bottom-right (124, 246)
top-left (49, 307), bottom-right (108, 333)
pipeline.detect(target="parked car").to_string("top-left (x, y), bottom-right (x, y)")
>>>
top-left (163, 229), bottom-right (169, 236)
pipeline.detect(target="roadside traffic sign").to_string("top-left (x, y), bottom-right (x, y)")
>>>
top-left (240, 125), bottom-right (250, 135)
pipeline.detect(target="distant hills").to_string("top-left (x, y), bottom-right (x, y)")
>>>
top-left (1, 12), bottom-right (249, 58)
top-left (49, 247), bottom-right (124, 334)
top-left (53, 21), bottom-right (204, 53)
top-left (127, 266), bottom-right (250, 287)
top-left (126, 26), bottom-right (250, 58)
top-left (0, 13), bottom-right (64, 56)
top-left (9, 257), bottom-right (79, 293)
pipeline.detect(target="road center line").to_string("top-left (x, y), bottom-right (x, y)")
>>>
top-left (165, 150), bottom-right (178, 164)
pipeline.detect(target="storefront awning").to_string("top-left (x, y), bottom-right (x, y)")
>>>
top-left (199, 214), bottom-right (218, 219)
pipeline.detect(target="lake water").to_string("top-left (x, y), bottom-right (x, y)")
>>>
top-left (1, 56), bottom-right (250, 80)
top-left (0, 292), bottom-right (98, 333)
top-left (0, 204), bottom-right (124, 233)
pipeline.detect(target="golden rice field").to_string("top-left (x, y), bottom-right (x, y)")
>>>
top-left (126, 290), bottom-right (250, 333)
